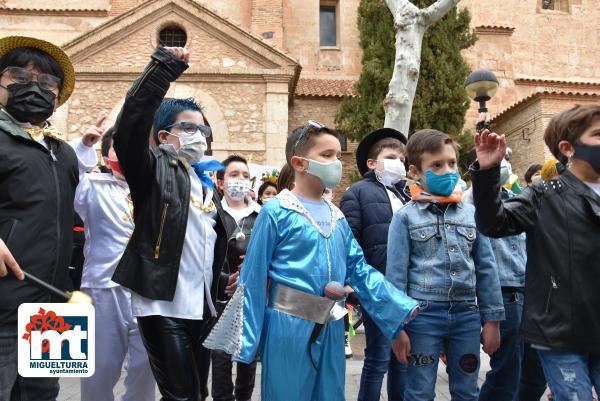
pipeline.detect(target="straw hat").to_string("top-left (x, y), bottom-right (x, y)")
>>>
top-left (0, 36), bottom-right (75, 106)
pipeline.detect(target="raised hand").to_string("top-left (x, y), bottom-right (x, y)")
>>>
top-left (82, 116), bottom-right (108, 147)
top-left (473, 129), bottom-right (507, 170)
top-left (0, 239), bottom-right (23, 280)
top-left (164, 47), bottom-right (190, 63)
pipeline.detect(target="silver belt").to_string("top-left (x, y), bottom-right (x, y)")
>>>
top-left (270, 283), bottom-right (338, 324)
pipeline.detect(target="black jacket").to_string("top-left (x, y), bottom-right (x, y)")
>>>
top-left (0, 111), bottom-right (78, 324)
top-left (340, 171), bottom-right (410, 274)
top-left (111, 47), bottom-right (229, 303)
top-left (214, 198), bottom-right (259, 311)
top-left (471, 164), bottom-right (600, 353)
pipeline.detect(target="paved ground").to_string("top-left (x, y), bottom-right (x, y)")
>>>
top-left (57, 330), bottom-right (502, 401)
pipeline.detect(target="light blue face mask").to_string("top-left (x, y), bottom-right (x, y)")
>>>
top-left (424, 170), bottom-right (460, 197)
top-left (304, 158), bottom-right (342, 189)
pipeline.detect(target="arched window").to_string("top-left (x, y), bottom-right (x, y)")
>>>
top-left (159, 26), bottom-right (187, 47)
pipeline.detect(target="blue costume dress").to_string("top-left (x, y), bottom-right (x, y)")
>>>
top-left (205, 190), bottom-right (418, 401)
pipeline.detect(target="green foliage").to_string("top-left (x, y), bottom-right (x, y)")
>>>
top-left (336, 0), bottom-right (477, 150)
top-left (335, 0), bottom-right (396, 141)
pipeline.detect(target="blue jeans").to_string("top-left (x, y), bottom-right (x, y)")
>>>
top-left (517, 343), bottom-right (547, 401)
top-left (537, 349), bottom-right (600, 401)
top-left (404, 300), bottom-right (482, 401)
top-left (357, 311), bottom-right (406, 401)
top-left (479, 291), bottom-right (524, 401)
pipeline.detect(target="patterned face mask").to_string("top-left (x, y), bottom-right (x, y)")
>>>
top-left (225, 179), bottom-right (251, 201)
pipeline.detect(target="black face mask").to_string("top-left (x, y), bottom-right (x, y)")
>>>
top-left (4, 82), bottom-right (56, 124)
top-left (573, 142), bottom-right (600, 175)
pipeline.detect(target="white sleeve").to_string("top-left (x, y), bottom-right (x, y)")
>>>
top-left (69, 137), bottom-right (98, 177)
top-left (70, 138), bottom-right (97, 221)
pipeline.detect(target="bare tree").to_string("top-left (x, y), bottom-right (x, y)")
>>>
top-left (383, 0), bottom-right (461, 135)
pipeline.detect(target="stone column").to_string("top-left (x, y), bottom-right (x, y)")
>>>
top-left (264, 81), bottom-right (289, 168)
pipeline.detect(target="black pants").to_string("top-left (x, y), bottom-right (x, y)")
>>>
top-left (211, 350), bottom-right (257, 401)
top-left (0, 323), bottom-right (59, 401)
top-left (137, 315), bottom-right (213, 401)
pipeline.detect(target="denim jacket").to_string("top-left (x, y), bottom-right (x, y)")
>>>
top-left (488, 235), bottom-right (526, 287)
top-left (465, 188), bottom-right (526, 288)
top-left (386, 200), bottom-right (505, 322)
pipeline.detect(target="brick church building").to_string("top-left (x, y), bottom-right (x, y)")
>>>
top-left (1, 0), bottom-right (599, 183)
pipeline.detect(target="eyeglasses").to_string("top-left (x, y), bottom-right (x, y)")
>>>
top-left (1, 66), bottom-right (61, 92)
top-left (165, 121), bottom-right (212, 138)
top-left (293, 120), bottom-right (327, 154)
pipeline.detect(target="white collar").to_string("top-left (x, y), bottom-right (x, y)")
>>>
top-left (88, 172), bottom-right (129, 188)
top-left (221, 197), bottom-right (261, 218)
top-left (275, 189), bottom-right (344, 238)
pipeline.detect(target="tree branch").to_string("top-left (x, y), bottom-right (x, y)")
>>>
top-left (421, 0), bottom-right (461, 26)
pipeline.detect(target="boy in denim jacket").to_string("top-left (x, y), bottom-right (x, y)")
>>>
top-left (386, 129), bottom-right (504, 401)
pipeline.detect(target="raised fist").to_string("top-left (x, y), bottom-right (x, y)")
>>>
top-left (164, 47), bottom-right (190, 63)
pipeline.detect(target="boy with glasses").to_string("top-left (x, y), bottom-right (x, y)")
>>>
top-left (0, 36), bottom-right (79, 401)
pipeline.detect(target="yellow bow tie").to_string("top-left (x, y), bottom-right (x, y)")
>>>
top-left (22, 126), bottom-right (65, 143)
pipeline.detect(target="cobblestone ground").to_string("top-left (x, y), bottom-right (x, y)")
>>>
top-left (57, 331), bottom-right (503, 401)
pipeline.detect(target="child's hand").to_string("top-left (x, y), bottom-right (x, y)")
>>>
top-left (473, 129), bottom-right (507, 170)
top-left (392, 330), bottom-right (411, 365)
top-left (237, 255), bottom-right (245, 272)
top-left (225, 271), bottom-right (239, 297)
top-left (0, 239), bottom-right (23, 280)
top-left (82, 116), bottom-right (107, 147)
top-left (164, 47), bottom-right (190, 63)
top-left (481, 321), bottom-right (500, 355)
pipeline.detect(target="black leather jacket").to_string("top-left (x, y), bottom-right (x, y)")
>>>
top-left (0, 112), bottom-right (78, 323)
top-left (111, 47), bottom-right (229, 303)
top-left (471, 164), bottom-right (600, 353)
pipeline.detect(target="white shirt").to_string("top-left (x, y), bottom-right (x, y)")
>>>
top-left (385, 188), bottom-right (404, 213)
top-left (221, 198), bottom-right (261, 224)
top-left (71, 139), bottom-right (133, 289)
top-left (585, 181), bottom-right (600, 197)
top-left (131, 170), bottom-right (218, 320)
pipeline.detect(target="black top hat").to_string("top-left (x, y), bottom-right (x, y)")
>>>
top-left (355, 128), bottom-right (407, 176)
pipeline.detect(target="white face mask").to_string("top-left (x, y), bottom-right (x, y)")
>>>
top-left (177, 132), bottom-right (208, 163)
top-left (375, 158), bottom-right (406, 187)
top-left (500, 159), bottom-right (512, 185)
top-left (225, 179), bottom-right (251, 201)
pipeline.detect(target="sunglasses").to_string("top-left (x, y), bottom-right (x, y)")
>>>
top-left (293, 120), bottom-right (327, 154)
top-left (164, 121), bottom-right (212, 138)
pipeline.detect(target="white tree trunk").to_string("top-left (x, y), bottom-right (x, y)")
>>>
top-left (383, 0), bottom-right (461, 136)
